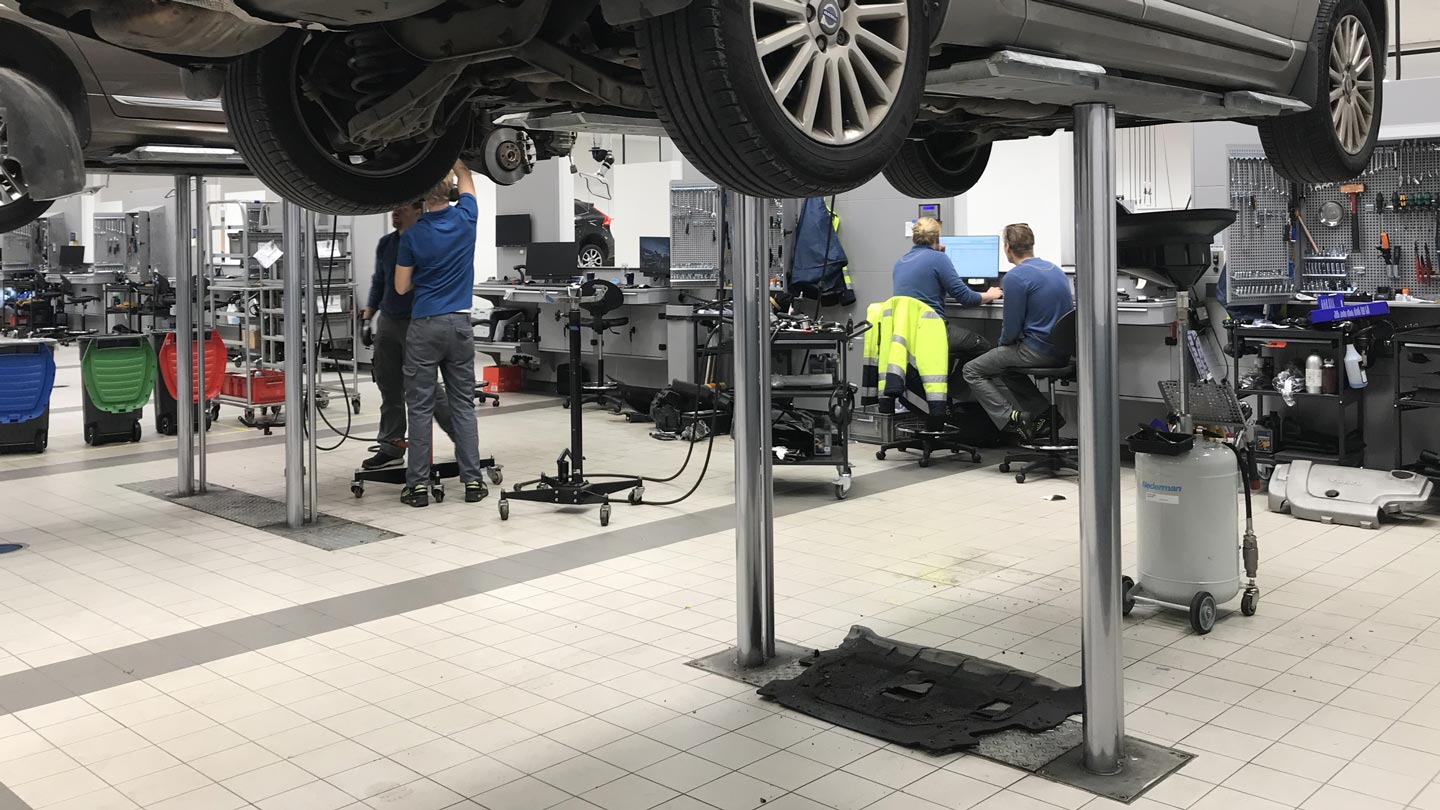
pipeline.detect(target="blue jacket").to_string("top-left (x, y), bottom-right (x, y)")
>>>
top-left (789, 197), bottom-right (854, 306)
top-left (1000, 258), bottom-right (1074, 358)
top-left (367, 231), bottom-right (414, 320)
top-left (892, 245), bottom-right (983, 314)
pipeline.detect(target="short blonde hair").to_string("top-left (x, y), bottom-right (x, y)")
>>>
top-left (912, 217), bottom-right (942, 247)
top-left (424, 178), bottom-right (454, 207)
top-left (1003, 223), bottom-right (1035, 256)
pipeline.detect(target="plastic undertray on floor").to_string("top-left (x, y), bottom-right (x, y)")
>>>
top-left (758, 625), bottom-right (1082, 752)
top-left (1268, 460), bottom-right (1435, 529)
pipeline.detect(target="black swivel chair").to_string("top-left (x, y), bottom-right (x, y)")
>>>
top-left (60, 278), bottom-right (99, 335)
top-left (999, 309), bottom-right (1079, 484)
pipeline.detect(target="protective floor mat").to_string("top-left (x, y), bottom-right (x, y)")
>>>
top-left (124, 478), bottom-right (399, 551)
top-left (758, 626), bottom-right (1083, 752)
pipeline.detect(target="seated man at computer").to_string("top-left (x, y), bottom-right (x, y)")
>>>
top-left (893, 218), bottom-right (1002, 365)
top-left (963, 223), bottom-right (1074, 438)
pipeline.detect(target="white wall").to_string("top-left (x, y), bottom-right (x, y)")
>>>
top-left (604, 161), bottom-right (683, 269)
top-left (960, 133), bottom-right (1075, 270)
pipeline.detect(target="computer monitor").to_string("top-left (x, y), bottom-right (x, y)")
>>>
top-left (524, 241), bottom-right (579, 279)
top-left (495, 215), bottom-right (532, 247)
top-left (938, 235), bottom-right (1001, 285)
top-left (57, 245), bottom-right (86, 269)
top-left (639, 237), bottom-right (671, 274)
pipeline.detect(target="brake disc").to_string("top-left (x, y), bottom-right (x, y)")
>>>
top-left (482, 127), bottom-right (535, 186)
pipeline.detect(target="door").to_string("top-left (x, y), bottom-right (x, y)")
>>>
top-left (1144, 0), bottom-right (1302, 59)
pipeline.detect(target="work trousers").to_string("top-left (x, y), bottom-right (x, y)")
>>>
top-left (403, 312), bottom-right (483, 488)
top-left (372, 313), bottom-right (455, 459)
top-left (962, 342), bottom-right (1063, 429)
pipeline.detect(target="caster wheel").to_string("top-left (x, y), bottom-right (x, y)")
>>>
top-left (919, 456), bottom-right (931, 468)
top-left (33, 431), bottom-right (47, 453)
top-left (971, 453), bottom-right (982, 463)
top-left (499, 500), bottom-right (510, 521)
top-left (158, 414), bottom-right (175, 435)
top-left (1015, 474), bottom-right (1026, 484)
top-left (600, 503), bottom-right (611, 527)
top-left (611, 404), bottom-right (624, 415)
top-left (628, 488), bottom-right (644, 505)
top-left (351, 484), bottom-right (364, 499)
top-left (1121, 576), bottom-right (1136, 617)
top-left (491, 399), bottom-right (501, 407)
top-left (433, 487), bottom-right (446, 503)
top-left (1241, 590), bottom-right (1260, 617)
top-left (562, 401), bottom-right (571, 410)
top-left (876, 450), bottom-right (886, 461)
top-left (352, 399), bottom-right (361, 415)
top-left (1190, 591), bottom-right (1217, 635)
top-left (269, 406), bottom-right (281, 416)
top-left (210, 402), bottom-right (221, 421)
top-left (488, 467), bottom-right (504, 486)
top-left (243, 409), bottom-right (255, 424)
top-left (834, 483), bottom-right (850, 500)
top-left (999, 462), bottom-right (1011, 473)
top-left (131, 422), bottom-right (142, 443)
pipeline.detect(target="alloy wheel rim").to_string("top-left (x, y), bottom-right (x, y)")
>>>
top-left (751, 0), bottom-right (910, 146)
top-left (0, 117), bottom-right (32, 206)
top-left (1329, 15), bottom-right (1375, 156)
top-left (579, 246), bottom-right (604, 267)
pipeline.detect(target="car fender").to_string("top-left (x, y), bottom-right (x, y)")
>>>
top-left (599, 0), bottom-right (692, 25)
top-left (0, 67), bottom-right (84, 200)
top-left (1288, 0), bottom-right (1386, 106)
top-left (0, 18), bottom-right (91, 144)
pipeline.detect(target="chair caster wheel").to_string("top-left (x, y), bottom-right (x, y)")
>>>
top-left (488, 466), bottom-right (504, 486)
top-left (628, 488), bottom-right (644, 505)
top-left (499, 500), bottom-right (510, 521)
top-left (1121, 575), bottom-right (1136, 616)
top-left (600, 503), bottom-right (611, 527)
top-left (971, 453), bottom-right (981, 463)
top-left (876, 450), bottom-right (886, 461)
top-left (919, 456), bottom-right (931, 468)
top-left (1015, 474), bottom-right (1026, 484)
top-left (999, 462), bottom-right (1011, 473)
top-left (351, 484), bottom-right (364, 499)
top-left (433, 486), bottom-right (445, 503)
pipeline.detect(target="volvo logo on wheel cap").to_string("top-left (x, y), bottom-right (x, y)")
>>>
top-left (817, 0), bottom-right (842, 35)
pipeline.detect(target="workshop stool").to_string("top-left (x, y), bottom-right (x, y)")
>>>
top-left (61, 278), bottom-right (99, 335)
top-left (1000, 310), bottom-right (1079, 484)
top-left (579, 314), bottom-right (629, 412)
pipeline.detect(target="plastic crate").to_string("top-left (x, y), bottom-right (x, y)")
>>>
top-left (223, 369), bottom-right (286, 405)
top-left (850, 405), bottom-right (923, 445)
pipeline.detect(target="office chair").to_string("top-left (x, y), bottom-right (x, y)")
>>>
top-left (999, 309), bottom-right (1079, 484)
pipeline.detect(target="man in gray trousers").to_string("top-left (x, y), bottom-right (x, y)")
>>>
top-left (359, 202), bottom-right (456, 471)
top-left (394, 161), bottom-right (485, 507)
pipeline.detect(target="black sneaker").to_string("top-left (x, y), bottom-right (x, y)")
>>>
top-left (464, 481), bottom-right (487, 503)
top-left (361, 451), bottom-right (403, 471)
top-left (401, 484), bottom-right (429, 508)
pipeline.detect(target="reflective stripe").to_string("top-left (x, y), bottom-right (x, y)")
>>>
top-left (920, 375), bottom-right (948, 384)
top-left (920, 310), bottom-right (943, 320)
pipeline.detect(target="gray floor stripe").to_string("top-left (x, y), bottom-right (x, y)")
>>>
top-left (48, 406), bottom-right (83, 415)
top-left (0, 784), bottom-right (32, 810)
top-left (0, 457), bottom-right (988, 716)
top-left (0, 398), bottom-right (557, 483)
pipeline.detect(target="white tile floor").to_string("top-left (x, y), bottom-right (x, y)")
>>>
top-left (0, 344), bottom-right (1438, 810)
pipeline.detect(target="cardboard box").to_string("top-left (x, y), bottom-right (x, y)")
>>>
top-left (482, 365), bottom-right (523, 393)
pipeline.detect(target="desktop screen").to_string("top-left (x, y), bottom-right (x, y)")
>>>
top-left (524, 242), bottom-right (579, 279)
top-left (639, 237), bottom-right (671, 273)
top-left (938, 235), bottom-right (1000, 281)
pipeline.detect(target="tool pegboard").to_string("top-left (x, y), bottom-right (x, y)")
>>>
top-left (1227, 139), bottom-right (1440, 302)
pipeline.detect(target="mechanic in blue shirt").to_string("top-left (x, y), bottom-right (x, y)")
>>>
top-left (359, 201), bottom-right (458, 472)
top-left (892, 217), bottom-right (1002, 365)
top-left (962, 223), bottom-right (1075, 437)
top-left (394, 161), bottom-right (486, 507)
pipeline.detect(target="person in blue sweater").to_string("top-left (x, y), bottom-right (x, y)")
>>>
top-left (360, 202), bottom-right (457, 472)
top-left (892, 217), bottom-right (1002, 363)
top-left (963, 224), bottom-right (1074, 437)
top-left (394, 161), bottom-right (486, 507)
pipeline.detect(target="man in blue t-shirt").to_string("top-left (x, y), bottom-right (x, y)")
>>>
top-left (962, 224), bottom-right (1075, 438)
top-left (893, 217), bottom-right (1002, 365)
top-left (394, 161), bottom-right (484, 507)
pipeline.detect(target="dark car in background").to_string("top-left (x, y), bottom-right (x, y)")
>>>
top-left (575, 200), bottom-right (614, 268)
top-left (0, 1), bottom-right (238, 232)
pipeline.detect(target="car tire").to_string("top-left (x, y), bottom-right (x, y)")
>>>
top-left (223, 31), bottom-right (471, 215)
top-left (637, 0), bottom-right (928, 198)
top-left (0, 196), bottom-right (52, 233)
top-left (579, 242), bottom-right (608, 268)
top-left (1258, 0), bottom-right (1382, 184)
top-left (883, 137), bottom-right (992, 198)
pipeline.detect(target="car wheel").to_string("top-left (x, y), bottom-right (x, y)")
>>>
top-left (223, 31), bottom-right (471, 215)
top-left (579, 243), bottom-right (607, 268)
top-left (0, 116), bottom-right (55, 232)
top-left (883, 135), bottom-right (992, 198)
top-left (638, 0), bottom-right (928, 199)
top-left (1258, 0), bottom-right (1382, 183)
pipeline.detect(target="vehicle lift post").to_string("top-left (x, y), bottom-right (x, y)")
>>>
top-left (173, 175), bottom-right (195, 496)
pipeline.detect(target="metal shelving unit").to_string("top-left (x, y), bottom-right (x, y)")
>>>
top-left (770, 327), bottom-right (862, 500)
top-left (1394, 328), bottom-right (1440, 475)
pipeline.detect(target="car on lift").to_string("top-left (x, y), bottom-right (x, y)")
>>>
top-left (0, 2), bottom-right (242, 232)
top-left (2, 0), bottom-right (1384, 217)
top-left (575, 199), bottom-right (615, 268)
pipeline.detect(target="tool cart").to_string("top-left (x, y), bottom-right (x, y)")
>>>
top-left (770, 320), bottom-right (869, 500)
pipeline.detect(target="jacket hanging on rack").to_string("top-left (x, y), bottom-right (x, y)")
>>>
top-left (789, 197), bottom-right (855, 306)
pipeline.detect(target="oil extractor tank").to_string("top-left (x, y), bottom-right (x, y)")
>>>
top-left (1135, 438), bottom-right (1242, 606)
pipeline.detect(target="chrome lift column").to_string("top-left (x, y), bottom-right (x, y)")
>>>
top-left (194, 178), bottom-right (209, 492)
top-left (173, 176), bottom-right (195, 496)
top-left (1074, 102), bottom-right (1125, 775)
top-left (283, 201), bottom-right (306, 528)
top-left (733, 194), bottom-right (775, 668)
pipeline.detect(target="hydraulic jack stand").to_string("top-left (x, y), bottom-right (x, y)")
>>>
top-left (500, 281), bottom-right (641, 526)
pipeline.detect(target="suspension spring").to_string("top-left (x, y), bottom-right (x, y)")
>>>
top-left (345, 30), bottom-right (408, 113)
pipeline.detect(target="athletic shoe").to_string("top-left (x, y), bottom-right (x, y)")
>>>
top-left (361, 451), bottom-right (404, 471)
top-left (401, 485), bottom-right (429, 508)
top-left (464, 481), bottom-right (487, 503)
